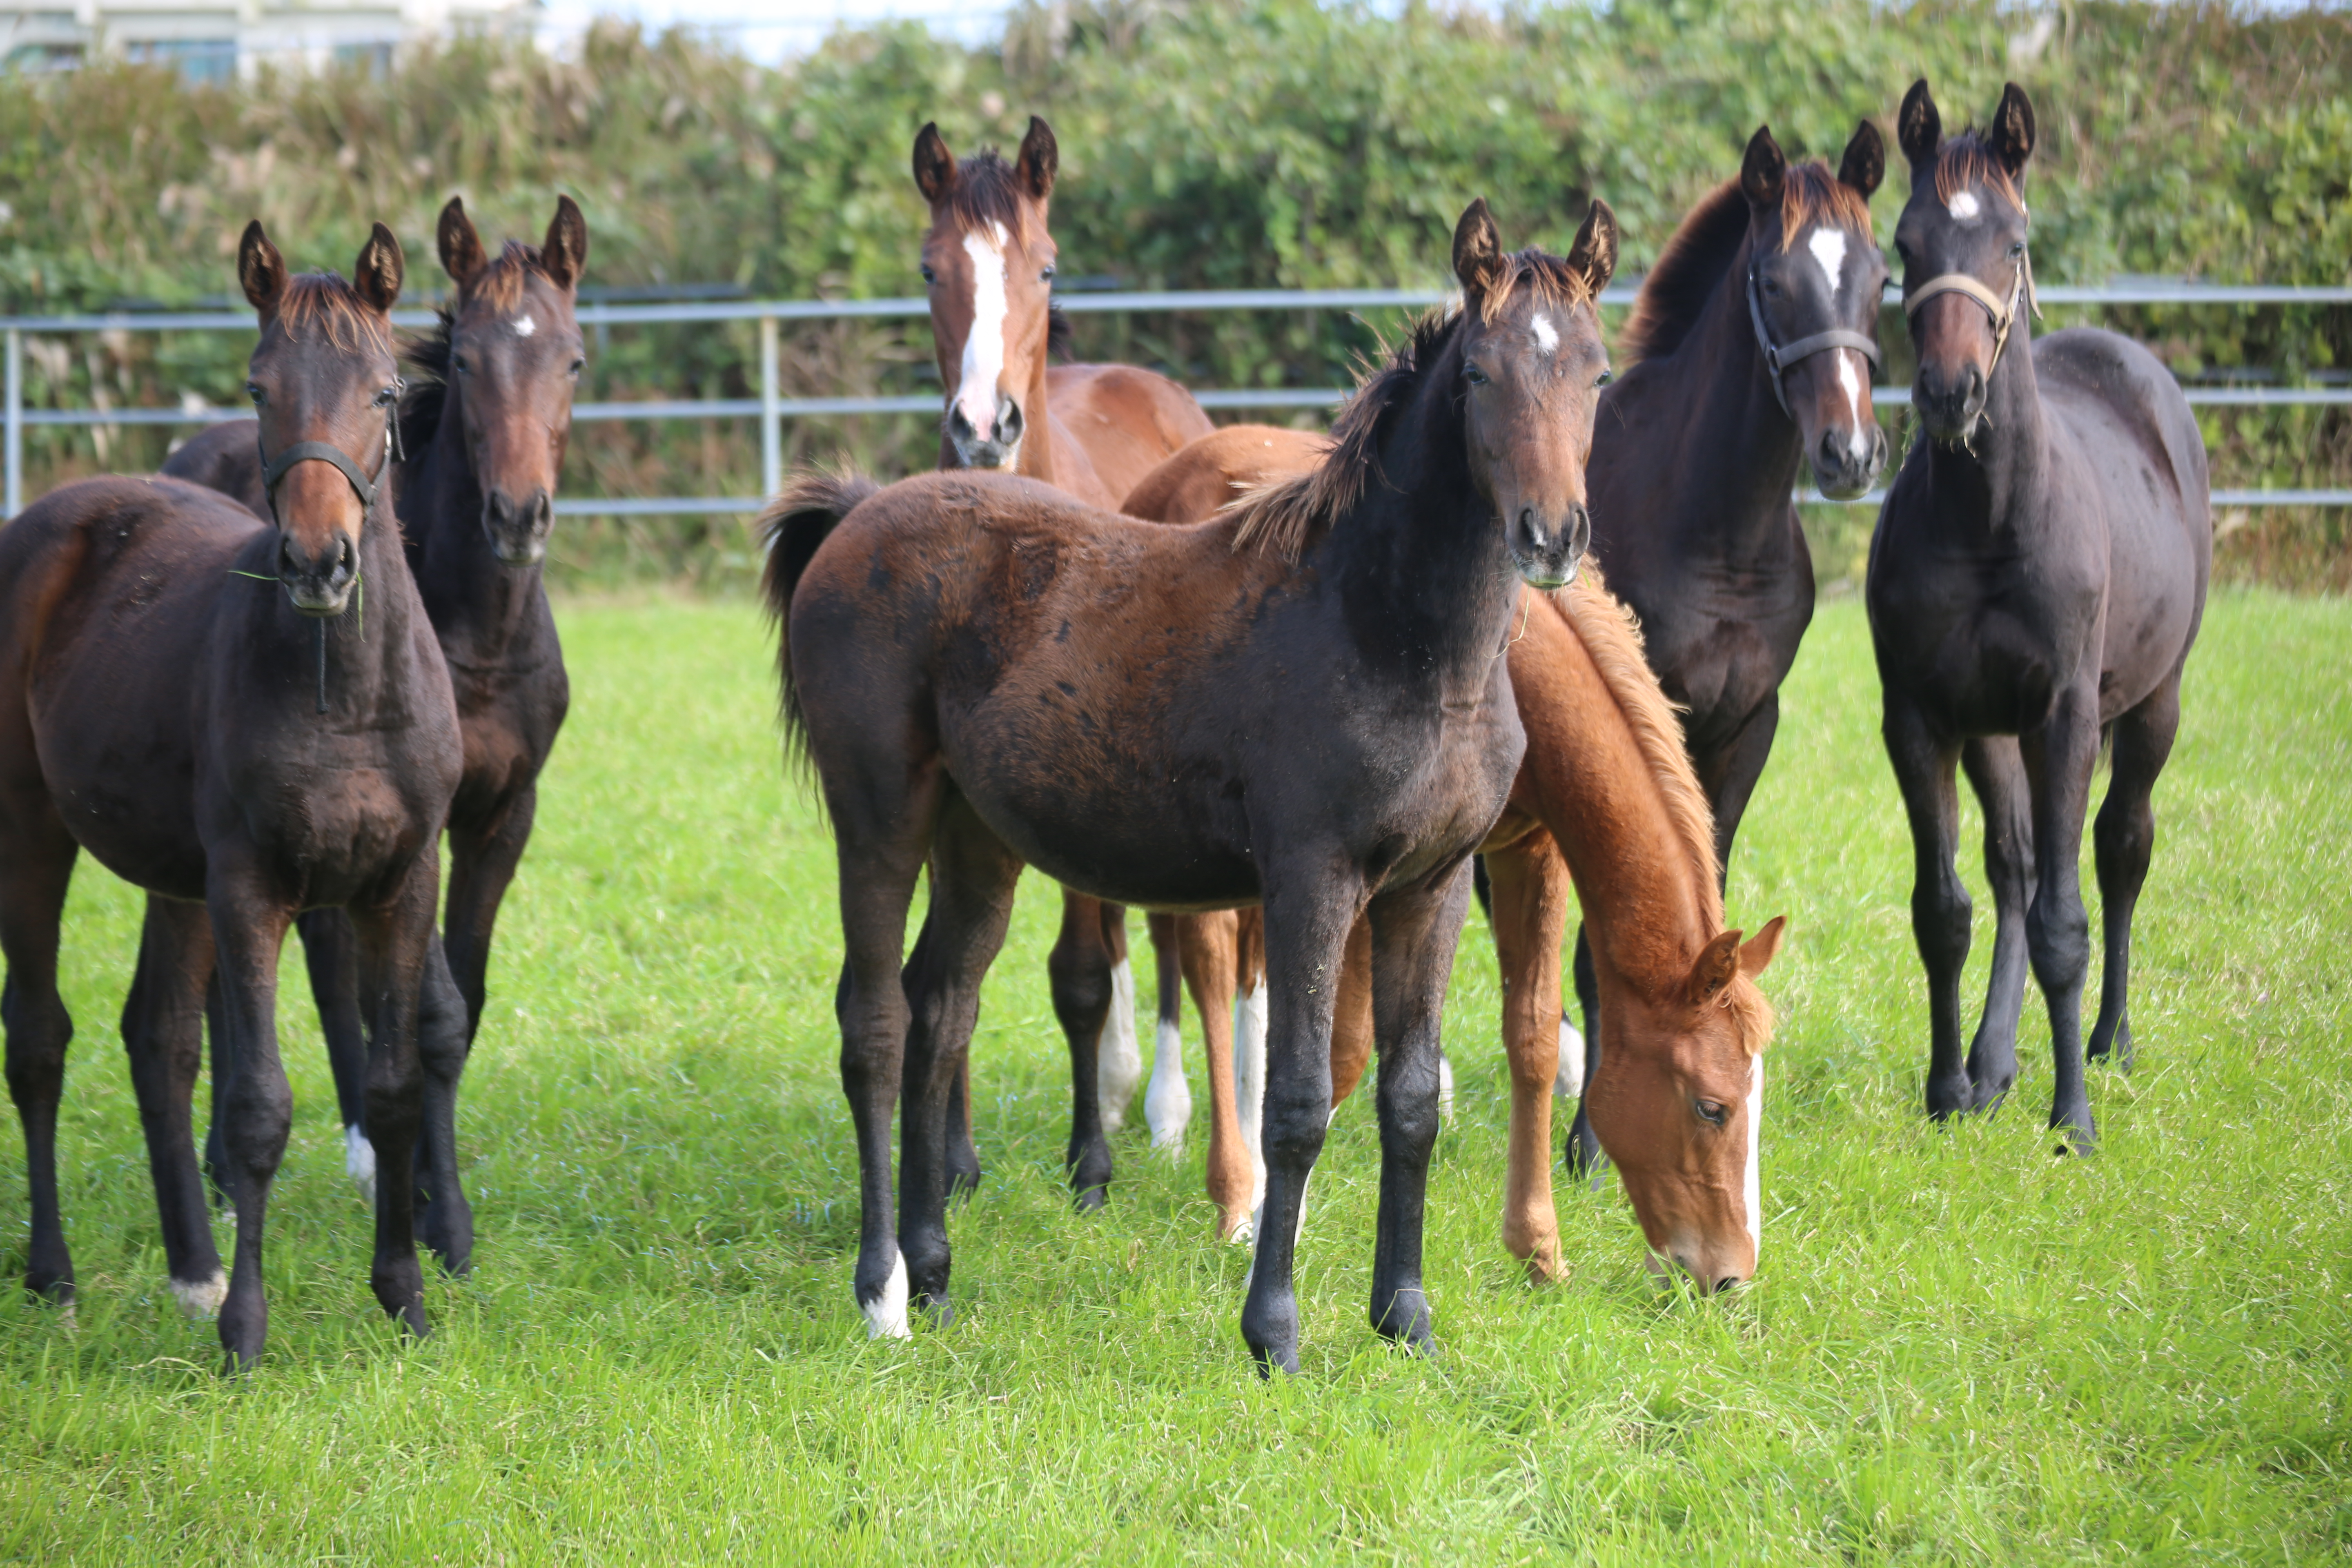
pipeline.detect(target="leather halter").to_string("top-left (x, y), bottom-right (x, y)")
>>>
top-left (1902, 247), bottom-right (2038, 378)
top-left (1745, 261), bottom-right (1882, 418)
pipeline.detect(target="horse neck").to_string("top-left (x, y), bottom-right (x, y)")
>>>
top-left (1014, 342), bottom-right (1059, 485)
top-left (1923, 325), bottom-right (2051, 538)
top-left (1325, 372), bottom-right (1522, 684)
top-left (405, 381), bottom-right (546, 661)
top-left (1666, 232), bottom-right (1809, 543)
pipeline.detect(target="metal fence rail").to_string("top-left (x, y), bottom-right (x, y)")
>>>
top-left (6, 280), bottom-right (2349, 518)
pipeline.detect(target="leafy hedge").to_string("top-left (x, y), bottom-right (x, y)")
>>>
top-left (1, 0), bottom-right (2347, 587)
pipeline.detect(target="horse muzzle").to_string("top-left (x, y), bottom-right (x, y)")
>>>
top-left (1810, 421), bottom-right (1890, 500)
top-left (1913, 362), bottom-right (1988, 446)
top-left (278, 533), bottom-right (358, 617)
top-left (483, 487), bottom-right (555, 567)
top-left (1508, 501), bottom-right (1589, 591)
top-left (946, 391), bottom-right (1025, 472)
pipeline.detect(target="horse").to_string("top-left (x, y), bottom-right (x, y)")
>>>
top-left (1561, 121), bottom-right (1889, 1175)
top-left (767, 197), bottom-right (1617, 1370)
top-left (163, 196), bottom-right (588, 1271)
top-left (1870, 80), bottom-right (2209, 1151)
top-left (0, 222), bottom-right (464, 1367)
top-left (1122, 432), bottom-right (1785, 1286)
top-left (909, 116), bottom-right (1216, 1205)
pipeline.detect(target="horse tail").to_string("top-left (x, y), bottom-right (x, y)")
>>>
top-left (759, 466), bottom-right (881, 767)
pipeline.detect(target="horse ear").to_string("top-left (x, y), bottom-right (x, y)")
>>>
top-left (1740, 125), bottom-right (1787, 214)
top-left (541, 194), bottom-right (588, 292)
top-left (238, 220), bottom-right (287, 316)
top-left (1686, 929), bottom-right (1745, 1006)
top-left (1897, 78), bottom-right (1941, 171)
top-left (1838, 119), bottom-right (1885, 201)
top-left (1566, 198), bottom-right (1618, 297)
top-left (1738, 915), bottom-right (1787, 979)
top-left (1991, 81), bottom-right (2037, 180)
top-left (437, 197), bottom-right (486, 289)
top-left (913, 121), bottom-right (958, 205)
top-left (1016, 116), bottom-right (1058, 203)
top-left (1452, 197), bottom-right (1506, 303)
top-left (352, 221), bottom-right (404, 315)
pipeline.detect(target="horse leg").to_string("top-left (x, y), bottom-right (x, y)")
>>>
top-left (2088, 671), bottom-right (2181, 1070)
top-left (1232, 906), bottom-right (1269, 1201)
top-left (1564, 926), bottom-right (1606, 1180)
top-left (412, 939), bottom-right (473, 1274)
top-left (207, 867), bottom-right (294, 1370)
top-left (2020, 689), bottom-right (2103, 1153)
top-left (1485, 833), bottom-right (1571, 1282)
top-left (1047, 892), bottom-right (1117, 1208)
top-left (1238, 865), bottom-right (1358, 1376)
top-left (1365, 860), bottom-right (1475, 1356)
top-left (1884, 698), bottom-right (1973, 1120)
top-left (292, 910), bottom-right (376, 1207)
top-left (1100, 902), bottom-right (1143, 1131)
top-left (122, 897), bottom-right (225, 1317)
top-left (895, 795), bottom-right (1021, 1327)
top-left (1173, 912), bottom-right (1250, 1238)
top-left (350, 856), bottom-right (441, 1342)
top-left (1960, 737), bottom-right (2035, 1110)
top-left (1704, 695), bottom-right (1780, 891)
top-left (441, 786), bottom-right (535, 1040)
top-left (0, 810), bottom-right (78, 1306)
top-left (1143, 913), bottom-right (1193, 1153)
top-left (906, 900), bottom-right (986, 1203)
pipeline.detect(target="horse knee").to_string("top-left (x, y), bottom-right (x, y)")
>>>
top-left (2026, 898), bottom-right (2090, 987)
top-left (1047, 945), bottom-right (1112, 1031)
top-left (1259, 1095), bottom-right (1330, 1167)
top-left (1911, 879), bottom-right (1972, 975)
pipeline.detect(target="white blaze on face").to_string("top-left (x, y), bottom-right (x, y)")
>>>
top-left (513, 313), bottom-right (537, 339)
top-left (955, 223), bottom-right (1012, 449)
top-left (1742, 1055), bottom-right (1763, 1253)
top-left (1835, 350), bottom-right (1871, 460)
top-left (1530, 312), bottom-right (1558, 355)
top-left (1807, 227), bottom-right (1848, 298)
top-left (1948, 189), bottom-right (1982, 224)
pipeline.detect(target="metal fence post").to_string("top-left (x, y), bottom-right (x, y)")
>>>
top-left (5, 327), bottom-right (21, 519)
top-left (759, 313), bottom-right (780, 501)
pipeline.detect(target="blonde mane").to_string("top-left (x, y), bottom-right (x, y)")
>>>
top-left (1554, 570), bottom-right (1777, 1054)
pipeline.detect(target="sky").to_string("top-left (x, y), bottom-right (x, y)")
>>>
top-left (535, 0), bottom-right (1015, 60)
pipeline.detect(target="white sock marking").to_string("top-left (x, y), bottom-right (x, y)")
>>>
top-left (1807, 228), bottom-right (1848, 298)
top-left (1530, 312), bottom-right (1557, 354)
top-left (1948, 190), bottom-right (1981, 223)
top-left (512, 313), bottom-right (536, 338)
top-left (955, 228), bottom-right (1011, 460)
top-left (345, 1123), bottom-right (378, 1209)
top-left (1436, 1049), bottom-right (1455, 1125)
top-left (1233, 984), bottom-right (1269, 1217)
top-left (1096, 958), bottom-right (1143, 1132)
top-left (1743, 1057), bottom-right (1764, 1253)
top-left (862, 1250), bottom-right (911, 1340)
top-left (169, 1268), bottom-right (228, 1320)
top-left (1836, 351), bottom-right (1871, 461)
top-left (1554, 1017), bottom-right (1586, 1097)
top-left (1145, 1016), bottom-right (1192, 1151)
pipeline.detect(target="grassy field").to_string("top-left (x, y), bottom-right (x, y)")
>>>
top-left (1, 590), bottom-right (2345, 1563)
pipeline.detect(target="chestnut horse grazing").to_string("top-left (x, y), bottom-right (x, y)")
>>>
top-left (1124, 434), bottom-right (1786, 1285)
top-left (1564, 121), bottom-right (1888, 1174)
top-left (1872, 81), bottom-right (2208, 1150)
top-left (911, 116), bottom-right (1215, 1202)
top-left (770, 198), bottom-right (1616, 1370)
top-left (165, 196), bottom-right (588, 1270)
top-left (0, 223), bottom-right (463, 1368)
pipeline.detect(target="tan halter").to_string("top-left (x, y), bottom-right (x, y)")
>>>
top-left (1903, 245), bottom-right (2040, 377)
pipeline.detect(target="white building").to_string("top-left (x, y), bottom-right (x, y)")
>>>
top-left (2, 0), bottom-right (539, 81)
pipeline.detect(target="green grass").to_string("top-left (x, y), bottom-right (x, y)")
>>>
top-left (2, 590), bottom-right (2346, 1563)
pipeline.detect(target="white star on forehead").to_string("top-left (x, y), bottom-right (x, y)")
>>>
top-left (1809, 228), bottom-right (1848, 298)
top-left (1948, 190), bottom-right (1982, 223)
top-left (1530, 313), bottom-right (1558, 354)
top-left (513, 314), bottom-right (537, 338)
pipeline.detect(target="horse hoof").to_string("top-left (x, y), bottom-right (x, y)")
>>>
top-left (1250, 1342), bottom-right (1301, 1379)
top-left (1072, 1182), bottom-right (1109, 1213)
top-left (1968, 1075), bottom-right (2016, 1114)
top-left (2051, 1112), bottom-right (2097, 1157)
top-left (916, 1292), bottom-right (956, 1330)
top-left (1220, 1210), bottom-right (1255, 1245)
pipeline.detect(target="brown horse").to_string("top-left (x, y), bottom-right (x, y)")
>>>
top-left (768, 197), bottom-right (1616, 1371)
top-left (1125, 432), bottom-right (1786, 1287)
top-left (0, 223), bottom-right (463, 1368)
top-left (911, 116), bottom-right (1215, 1203)
top-left (165, 196), bottom-right (588, 1271)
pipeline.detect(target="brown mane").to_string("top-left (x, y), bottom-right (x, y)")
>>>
top-left (939, 149), bottom-right (1046, 245)
top-left (1552, 570), bottom-right (1776, 1054)
top-left (1930, 131), bottom-right (2025, 212)
top-left (276, 273), bottom-right (393, 355)
top-left (1618, 165), bottom-right (1874, 368)
top-left (468, 238), bottom-right (563, 314)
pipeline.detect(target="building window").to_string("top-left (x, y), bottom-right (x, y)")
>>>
top-left (331, 42), bottom-right (393, 77)
top-left (123, 38), bottom-right (238, 85)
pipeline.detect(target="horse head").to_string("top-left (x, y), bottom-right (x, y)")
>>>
top-left (913, 116), bottom-right (1060, 473)
top-left (237, 220), bottom-right (405, 617)
top-left (434, 194), bottom-right (588, 566)
top-left (1894, 78), bottom-right (2039, 445)
top-left (1449, 196), bottom-right (1618, 589)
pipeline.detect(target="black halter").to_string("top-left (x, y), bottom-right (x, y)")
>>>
top-left (1746, 264), bottom-right (1883, 418)
top-left (254, 381), bottom-right (403, 712)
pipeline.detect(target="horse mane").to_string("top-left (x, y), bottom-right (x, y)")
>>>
top-left (1930, 131), bottom-right (2023, 211)
top-left (1551, 570), bottom-right (1776, 1054)
top-left (277, 273), bottom-right (394, 355)
top-left (1618, 164), bottom-right (1874, 367)
top-left (941, 150), bottom-right (1045, 245)
top-left (1471, 246), bottom-right (1594, 324)
top-left (469, 238), bottom-right (563, 314)
top-left (1047, 303), bottom-right (1074, 361)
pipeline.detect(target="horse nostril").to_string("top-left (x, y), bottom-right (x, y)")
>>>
top-left (338, 536), bottom-right (356, 576)
top-left (946, 404), bottom-right (975, 442)
top-left (1715, 1275), bottom-right (1743, 1294)
top-left (997, 395), bottom-right (1024, 446)
top-left (278, 538), bottom-right (298, 578)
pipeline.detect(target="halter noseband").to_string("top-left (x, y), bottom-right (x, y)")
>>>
top-left (1902, 242), bottom-right (2039, 379)
top-left (256, 381), bottom-right (405, 530)
top-left (1745, 261), bottom-right (1883, 419)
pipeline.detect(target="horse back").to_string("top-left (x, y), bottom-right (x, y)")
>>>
top-left (1043, 363), bottom-right (1215, 509)
top-left (158, 418), bottom-right (271, 520)
top-left (1120, 425), bottom-right (1331, 523)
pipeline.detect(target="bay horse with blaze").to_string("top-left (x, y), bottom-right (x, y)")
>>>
top-left (769, 198), bottom-right (1615, 1370)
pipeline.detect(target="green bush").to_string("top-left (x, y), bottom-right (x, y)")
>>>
top-left (1, 0), bottom-right (2346, 588)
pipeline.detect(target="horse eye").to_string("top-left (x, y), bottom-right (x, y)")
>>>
top-left (1041, 265), bottom-right (1056, 282)
top-left (1695, 1099), bottom-right (1728, 1127)
top-left (1762, 276), bottom-right (1782, 296)
top-left (2009, 241), bottom-right (2027, 258)
top-left (452, 356), bottom-right (471, 376)
top-left (1595, 369), bottom-right (1614, 389)
top-left (245, 382), bottom-right (263, 405)
top-left (569, 357), bottom-right (586, 377)
top-left (1463, 362), bottom-right (1489, 386)
top-left (373, 386), bottom-right (397, 407)
top-left (920, 265), bottom-right (937, 286)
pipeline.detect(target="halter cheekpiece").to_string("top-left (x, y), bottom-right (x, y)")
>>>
top-left (1745, 262), bottom-right (1883, 419)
